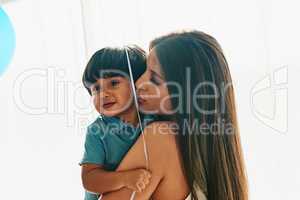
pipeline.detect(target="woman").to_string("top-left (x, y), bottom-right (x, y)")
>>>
top-left (101, 30), bottom-right (248, 200)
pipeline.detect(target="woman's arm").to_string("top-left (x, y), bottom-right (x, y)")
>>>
top-left (100, 122), bottom-right (174, 200)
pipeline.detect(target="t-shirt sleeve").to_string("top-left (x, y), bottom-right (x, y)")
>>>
top-left (84, 190), bottom-right (99, 200)
top-left (79, 127), bottom-right (106, 166)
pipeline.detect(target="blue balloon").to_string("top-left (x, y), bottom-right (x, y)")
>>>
top-left (0, 7), bottom-right (15, 76)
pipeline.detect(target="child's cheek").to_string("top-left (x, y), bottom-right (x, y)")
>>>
top-left (92, 95), bottom-right (100, 110)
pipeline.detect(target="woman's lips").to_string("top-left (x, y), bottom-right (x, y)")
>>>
top-left (102, 102), bottom-right (116, 109)
top-left (138, 97), bottom-right (146, 105)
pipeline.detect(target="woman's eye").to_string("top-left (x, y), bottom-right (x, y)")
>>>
top-left (150, 76), bottom-right (161, 85)
top-left (111, 79), bottom-right (120, 87)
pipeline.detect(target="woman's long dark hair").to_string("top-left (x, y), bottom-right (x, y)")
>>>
top-left (150, 30), bottom-right (248, 200)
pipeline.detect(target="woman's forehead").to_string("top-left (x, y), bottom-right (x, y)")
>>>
top-left (147, 49), bottom-right (163, 75)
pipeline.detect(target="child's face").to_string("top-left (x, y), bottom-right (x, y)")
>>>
top-left (90, 76), bottom-right (134, 117)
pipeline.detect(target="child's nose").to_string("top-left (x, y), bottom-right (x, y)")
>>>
top-left (100, 91), bottom-right (110, 98)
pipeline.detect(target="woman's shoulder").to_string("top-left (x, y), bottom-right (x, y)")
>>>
top-left (142, 122), bottom-right (191, 199)
top-left (142, 121), bottom-right (180, 164)
top-left (143, 121), bottom-right (178, 142)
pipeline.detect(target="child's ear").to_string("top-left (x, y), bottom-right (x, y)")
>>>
top-left (88, 89), bottom-right (92, 96)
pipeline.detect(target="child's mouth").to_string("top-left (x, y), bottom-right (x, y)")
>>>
top-left (103, 102), bottom-right (116, 109)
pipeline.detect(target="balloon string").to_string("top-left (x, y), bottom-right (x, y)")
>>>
top-left (125, 48), bottom-right (149, 200)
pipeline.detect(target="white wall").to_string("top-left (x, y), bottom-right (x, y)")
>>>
top-left (0, 0), bottom-right (299, 199)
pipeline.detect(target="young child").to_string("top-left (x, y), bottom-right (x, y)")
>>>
top-left (80, 46), bottom-right (152, 200)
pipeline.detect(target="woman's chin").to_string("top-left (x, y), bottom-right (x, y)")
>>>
top-left (139, 107), bottom-right (160, 115)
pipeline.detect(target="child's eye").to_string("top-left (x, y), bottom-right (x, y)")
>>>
top-left (111, 79), bottom-right (120, 87)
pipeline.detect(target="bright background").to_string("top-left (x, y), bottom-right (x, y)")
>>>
top-left (0, 0), bottom-right (299, 199)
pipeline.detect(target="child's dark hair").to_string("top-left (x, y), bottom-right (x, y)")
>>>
top-left (82, 45), bottom-right (146, 95)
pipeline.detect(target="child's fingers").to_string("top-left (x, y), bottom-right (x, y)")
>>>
top-left (146, 171), bottom-right (151, 178)
top-left (136, 181), bottom-right (146, 192)
top-left (142, 169), bottom-right (151, 178)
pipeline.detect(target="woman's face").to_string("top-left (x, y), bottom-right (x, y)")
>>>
top-left (136, 49), bottom-right (173, 114)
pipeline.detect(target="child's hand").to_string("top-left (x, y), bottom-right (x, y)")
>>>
top-left (124, 168), bottom-right (151, 192)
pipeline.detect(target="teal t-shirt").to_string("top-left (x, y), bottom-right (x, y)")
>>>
top-left (80, 114), bottom-right (154, 200)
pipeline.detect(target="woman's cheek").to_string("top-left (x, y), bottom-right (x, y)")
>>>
top-left (160, 91), bottom-right (173, 113)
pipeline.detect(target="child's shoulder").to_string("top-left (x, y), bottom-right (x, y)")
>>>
top-left (85, 115), bottom-right (123, 139)
top-left (86, 116), bottom-right (106, 137)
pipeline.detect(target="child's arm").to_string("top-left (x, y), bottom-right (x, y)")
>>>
top-left (81, 163), bottom-right (151, 194)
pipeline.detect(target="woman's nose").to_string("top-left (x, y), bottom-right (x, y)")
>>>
top-left (136, 80), bottom-right (147, 93)
top-left (136, 74), bottom-right (147, 92)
